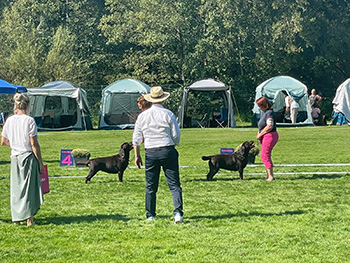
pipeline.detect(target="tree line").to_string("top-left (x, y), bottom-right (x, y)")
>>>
top-left (1, 0), bottom-right (349, 120)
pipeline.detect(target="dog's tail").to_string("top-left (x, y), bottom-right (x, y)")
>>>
top-left (202, 156), bottom-right (211, 161)
top-left (76, 160), bottom-right (90, 166)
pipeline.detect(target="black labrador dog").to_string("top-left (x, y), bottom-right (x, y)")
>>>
top-left (79, 142), bottom-right (133, 183)
top-left (202, 141), bottom-right (255, 180)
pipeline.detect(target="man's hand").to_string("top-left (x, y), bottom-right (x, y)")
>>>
top-left (135, 156), bottom-right (143, 169)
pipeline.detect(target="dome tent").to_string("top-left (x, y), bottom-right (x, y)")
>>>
top-left (332, 78), bottom-right (350, 125)
top-left (178, 78), bottom-right (236, 128)
top-left (98, 78), bottom-right (151, 130)
top-left (27, 81), bottom-right (92, 131)
top-left (252, 76), bottom-right (313, 126)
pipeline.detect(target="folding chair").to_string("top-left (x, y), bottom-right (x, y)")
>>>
top-left (196, 113), bottom-right (208, 128)
top-left (0, 112), bottom-right (8, 127)
top-left (215, 108), bottom-right (228, 128)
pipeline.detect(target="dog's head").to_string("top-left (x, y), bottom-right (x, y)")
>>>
top-left (119, 142), bottom-right (133, 156)
top-left (238, 141), bottom-right (255, 155)
top-left (121, 142), bottom-right (133, 151)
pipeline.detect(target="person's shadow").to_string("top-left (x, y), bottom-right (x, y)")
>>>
top-left (35, 213), bottom-right (131, 225)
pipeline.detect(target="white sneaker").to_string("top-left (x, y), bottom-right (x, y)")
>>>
top-left (174, 213), bottom-right (183, 224)
top-left (146, 216), bottom-right (155, 221)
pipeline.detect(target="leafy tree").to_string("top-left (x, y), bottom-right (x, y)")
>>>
top-left (100, 0), bottom-right (202, 86)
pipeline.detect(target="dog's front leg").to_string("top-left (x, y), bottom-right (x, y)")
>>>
top-left (238, 169), bottom-right (244, 180)
top-left (118, 170), bottom-right (124, 182)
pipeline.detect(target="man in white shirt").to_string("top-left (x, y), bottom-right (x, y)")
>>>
top-left (133, 86), bottom-right (183, 223)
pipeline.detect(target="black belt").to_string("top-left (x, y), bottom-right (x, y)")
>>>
top-left (145, 145), bottom-right (174, 151)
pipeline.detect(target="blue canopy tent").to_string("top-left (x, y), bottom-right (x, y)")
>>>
top-left (0, 80), bottom-right (27, 125)
top-left (0, 79), bottom-right (27, 94)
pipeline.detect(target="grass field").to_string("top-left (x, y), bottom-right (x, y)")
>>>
top-left (1, 126), bottom-right (350, 262)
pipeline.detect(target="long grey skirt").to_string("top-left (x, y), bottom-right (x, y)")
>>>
top-left (10, 152), bottom-right (44, 222)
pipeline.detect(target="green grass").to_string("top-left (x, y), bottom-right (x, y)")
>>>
top-left (1, 126), bottom-right (350, 262)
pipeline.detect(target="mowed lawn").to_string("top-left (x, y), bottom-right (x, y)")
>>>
top-left (1, 126), bottom-right (350, 262)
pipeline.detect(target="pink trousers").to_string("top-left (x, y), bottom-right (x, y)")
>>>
top-left (260, 131), bottom-right (279, 169)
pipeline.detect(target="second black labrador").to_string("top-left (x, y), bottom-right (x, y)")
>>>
top-left (202, 141), bottom-right (255, 180)
top-left (79, 142), bottom-right (133, 183)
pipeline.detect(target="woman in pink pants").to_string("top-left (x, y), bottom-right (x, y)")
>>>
top-left (256, 96), bottom-right (279, 181)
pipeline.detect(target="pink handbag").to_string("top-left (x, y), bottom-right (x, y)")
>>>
top-left (40, 165), bottom-right (50, 194)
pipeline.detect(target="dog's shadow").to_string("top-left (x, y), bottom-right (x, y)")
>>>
top-left (35, 213), bottom-right (131, 225)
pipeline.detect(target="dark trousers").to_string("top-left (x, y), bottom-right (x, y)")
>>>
top-left (145, 146), bottom-right (183, 218)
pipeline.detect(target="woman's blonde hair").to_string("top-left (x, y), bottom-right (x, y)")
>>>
top-left (14, 93), bottom-right (30, 114)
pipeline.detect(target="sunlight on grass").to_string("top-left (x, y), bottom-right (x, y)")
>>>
top-left (1, 126), bottom-right (350, 262)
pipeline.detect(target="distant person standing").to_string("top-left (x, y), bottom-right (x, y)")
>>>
top-left (1, 93), bottom-right (44, 226)
top-left (289, 97), bottom-right (299, 124)
top-left (309, 89), bottom-right (322, 108)
top-left (137, 95), bottom-right (152, 111)
top-left (133, 86), bottom-right (183, 223)
top-left (256, 96), bottom-right (279, 181)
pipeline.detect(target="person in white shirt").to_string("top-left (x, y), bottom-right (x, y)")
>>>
top-left (1, 93), bottom-right (44, 226)
top-left (289, 97), bottom-right (299, 124)
top-left (285, 95), bottom-right (299, 123)
top-left (133, 86), bottom-right (183, 223)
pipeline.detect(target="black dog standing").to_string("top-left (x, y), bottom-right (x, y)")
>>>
top-left (78, 142), bottom-right (133, 183)
top-left (202, 141), bottom-right (255, 180)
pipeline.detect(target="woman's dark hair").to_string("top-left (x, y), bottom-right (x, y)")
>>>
top-left (137, 96), bottom-right (152, 110)
top-left (256, 96), bottom-right (272, 111)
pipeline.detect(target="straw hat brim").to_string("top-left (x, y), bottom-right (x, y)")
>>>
top-left (144, 92), bottom-right (170, 103)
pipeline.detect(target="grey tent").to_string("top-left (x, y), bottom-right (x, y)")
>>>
top-left (178, 79), bottom-right (236, 128)
top-left (98, 78), bottom-right (151, 130)
top-left (332, 78), bottom-right (350, 125)
top-left (252, 76), bottom-right (313, 126)
top-left (27, 81), bottom-right (92, 131)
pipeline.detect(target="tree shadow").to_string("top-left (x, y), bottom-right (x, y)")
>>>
top-left (189, 210), bottom-right (304, 220)
top-left (35, 213), bottom-right (131, 225)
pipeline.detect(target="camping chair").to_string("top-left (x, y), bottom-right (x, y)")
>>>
top-left (0, 112), bottom-right (8, 127)
top-left (196, 113), bottom-right (209, 128)
top-left (215, 108), bottom-right (228, 128)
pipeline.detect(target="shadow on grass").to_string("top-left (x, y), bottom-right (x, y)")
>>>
top-left (189, 210), bottom-right (304, 220)
top-left (35, 213), bottom-right (131, 225)
top-left (0, 160), bottom-right (10, 165)
top-left (186, 173), bottom-right (345, 182)
top-left (290, 174), bottom-right (344, 180)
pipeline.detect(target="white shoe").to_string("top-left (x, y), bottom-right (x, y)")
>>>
top-left (146, 216), bottom-right (155, 221)
top-left (174, 213), bottom-right (183, 224)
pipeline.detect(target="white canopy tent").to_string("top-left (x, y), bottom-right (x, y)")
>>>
top-left (178, 79), bottom-right (236, 128)
top-left (332, 78), bottom-right (350, 124)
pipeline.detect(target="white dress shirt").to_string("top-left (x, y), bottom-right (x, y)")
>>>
top-left (133, 104), bottom-right (180, 149)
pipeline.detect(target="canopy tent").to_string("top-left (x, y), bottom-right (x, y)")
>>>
top-left (252, 76), bottom-right (313, 126)
top-left (332, 78), bottom-right (350, 125)
top-left (98, 78), bottom-right (151, 130)
top-left (178, 78), bottom-right (236, 128)
top-left (0, 79), bottom-right (27, 94)
top-left (27, 81), bottom-right (92, 131)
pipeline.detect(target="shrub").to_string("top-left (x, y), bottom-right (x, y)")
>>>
top-left (236, 143), bottom-right (260, 157)
top-left (71, 148), bottom-right (91, 159)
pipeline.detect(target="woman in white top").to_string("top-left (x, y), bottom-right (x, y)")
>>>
top-left (285, 95), bottom-right (299, 123)
top-left (1, 93), bottom-right (44, 226)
